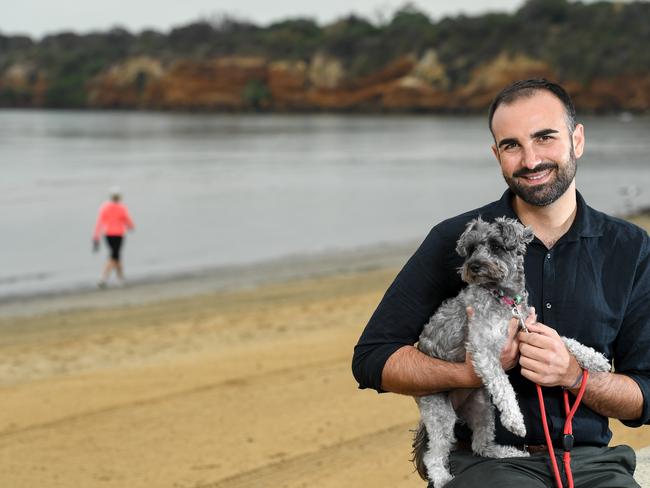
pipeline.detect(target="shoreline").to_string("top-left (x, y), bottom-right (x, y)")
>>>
top-left (0, 240), bottom-right (419, 318)
top-left (3, 209), bottom-right (648, 320)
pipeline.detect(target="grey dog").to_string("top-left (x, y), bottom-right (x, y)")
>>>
top-left (412, 217), bottom-right (611, 488)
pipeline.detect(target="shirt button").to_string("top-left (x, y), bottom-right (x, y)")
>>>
top-left (546, 253), bottom-right (551, 259)
top-left (546, 302), bottom-right (552, 309)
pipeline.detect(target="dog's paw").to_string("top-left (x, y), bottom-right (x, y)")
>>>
top-left (509, 422), bottom-right (526, 438)
top-left (430, 471), bottom-right (453, 488)
top-left (477, 444), bottom-right (528, 458)
top-left (562, 337), bottom-right (611, 373)
top-left (424, 453), bottom-right (454, 487)
top-left (501, 412), bottom-right (526, 438)
top-left (488, 445), bottom-right (529, 458)
top-left (588, 353), bottom-right (611, 373)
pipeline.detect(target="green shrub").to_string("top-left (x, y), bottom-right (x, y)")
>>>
top-left (242, 80), bottom-right (271, 109)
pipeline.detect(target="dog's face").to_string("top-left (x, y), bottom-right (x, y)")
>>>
top-left (455, 217), bottom-right (534, 287)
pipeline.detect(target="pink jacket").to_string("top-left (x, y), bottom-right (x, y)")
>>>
top-left (93, 202), bottom-right (134, 240)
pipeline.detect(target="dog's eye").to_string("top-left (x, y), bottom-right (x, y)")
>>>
top-left (488, 239), bottom-right (507, 253)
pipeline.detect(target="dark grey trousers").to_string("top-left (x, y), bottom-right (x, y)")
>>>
top-left (427, 445), bottom-right (639, 488)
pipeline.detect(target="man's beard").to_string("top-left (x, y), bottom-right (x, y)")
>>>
top-left (502, 147), bottom-right (577, 207)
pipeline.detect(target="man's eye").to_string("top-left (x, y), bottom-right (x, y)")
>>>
top-left (538, 135), bottom-right (553, 142)
top-left (503, 143), bottom-right (518, 151)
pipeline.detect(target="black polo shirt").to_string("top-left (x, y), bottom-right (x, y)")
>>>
top-left (352, 189), bottom-right (650, 446)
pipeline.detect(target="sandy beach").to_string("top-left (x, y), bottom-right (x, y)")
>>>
top-left (1, 214), bottom-right (649, 488)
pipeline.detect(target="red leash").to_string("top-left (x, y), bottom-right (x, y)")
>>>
top-left (536, 370), bottom-right (589, 488)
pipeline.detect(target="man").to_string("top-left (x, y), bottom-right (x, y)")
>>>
top-left (93, 186), bottom-right (135, 287)
top-left (352, 79), bottom-right (650, 487)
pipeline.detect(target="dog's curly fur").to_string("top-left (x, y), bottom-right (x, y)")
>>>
top-left (412, 217), bottom-right (611, 487)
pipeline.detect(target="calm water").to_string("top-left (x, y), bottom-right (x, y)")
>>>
top-left (1, 110), bottom-right (649, 297)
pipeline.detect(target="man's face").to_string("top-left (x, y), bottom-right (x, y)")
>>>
top-left (490, 90), bottom-right (584, 207)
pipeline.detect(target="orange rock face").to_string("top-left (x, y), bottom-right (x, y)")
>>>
top-left (566, 75), bottom-right (650, 112)
top-left (0, 63), bottom-right (47, 107)
top-left (88, 57), bottom-right (268, 110)
top-left (86, 56), bottom-right (164, 108)
top-left (453, 53), bottom-right (555, 111)
top-left (155, 58), bottom-right (268, 109)
top-left (3, 52), bottom-right (649, 112)
top-left (267, 61), bottom-right (308, 109)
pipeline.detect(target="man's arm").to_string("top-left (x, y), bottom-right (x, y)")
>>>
top-left (382, 314), bottom-right (525, 397)
top-left (352, 225), bottom-right (457, 392)
top-left (518, 322), bottom-right (643, 420)
top-left (569, 370), bottom-right (643, 420)
top-left (381, 345), bottom-right (481, 396)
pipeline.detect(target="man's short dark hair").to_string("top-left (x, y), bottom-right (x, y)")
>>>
top-left (488, 79), bottom-right (577, 138)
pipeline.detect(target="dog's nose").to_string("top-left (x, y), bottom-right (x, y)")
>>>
top-left (469, 263), bottom-right (482, 273)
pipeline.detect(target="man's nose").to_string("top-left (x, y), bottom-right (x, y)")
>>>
top-left (521, 144), bottom-right (542, 169)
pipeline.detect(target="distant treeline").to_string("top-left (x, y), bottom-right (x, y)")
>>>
top-left (1, 0), bottom-right (649, 109)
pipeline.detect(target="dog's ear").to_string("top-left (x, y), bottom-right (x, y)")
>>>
top-left (495, 217), bottom-right (533, 252)
top-left (522, 226), bottom-right (534, 244)
top-left (455, 218), bottom-right (479, 257)
top-left (494, 217), bottom-right (518, 250)
top-left (455, 229), bottom-right (469, 257)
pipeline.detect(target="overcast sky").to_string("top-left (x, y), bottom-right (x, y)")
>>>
top-left (3, 0), bottom-right (531, 38)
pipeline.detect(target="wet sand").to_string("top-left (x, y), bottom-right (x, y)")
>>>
top-left (1, 214), bottom-right (649, 487)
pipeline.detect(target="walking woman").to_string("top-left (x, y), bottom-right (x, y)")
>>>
top-left (93, 186), bottom-right (135, 287)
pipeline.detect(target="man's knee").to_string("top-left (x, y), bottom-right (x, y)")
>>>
top-left (572, 445), bottom-right (639, 487)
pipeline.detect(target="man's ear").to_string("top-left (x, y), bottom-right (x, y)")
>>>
top-left (572, 123), bottom-right (585, 159)
top-left (491, 144), bottom-right (500, 164)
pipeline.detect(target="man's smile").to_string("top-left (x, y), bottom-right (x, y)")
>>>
top-left (517, 168), bottom-right (554, 185)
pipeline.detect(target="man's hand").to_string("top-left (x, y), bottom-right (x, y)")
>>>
top-left (499, 308), bottom-right (536, 371)
top-left (517, 321), bottom-right (582, 388)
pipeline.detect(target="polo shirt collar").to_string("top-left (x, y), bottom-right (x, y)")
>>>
top-left (493, 188), bottom-right (604, 242)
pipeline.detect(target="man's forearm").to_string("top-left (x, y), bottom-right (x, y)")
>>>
top-left (380, 345), bottom-right (482, 396)
top-left (569, 371), bottom-right (643, 421)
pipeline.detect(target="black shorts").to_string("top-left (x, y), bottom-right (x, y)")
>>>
top-left (105, 235), bottom-right (124, 261)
